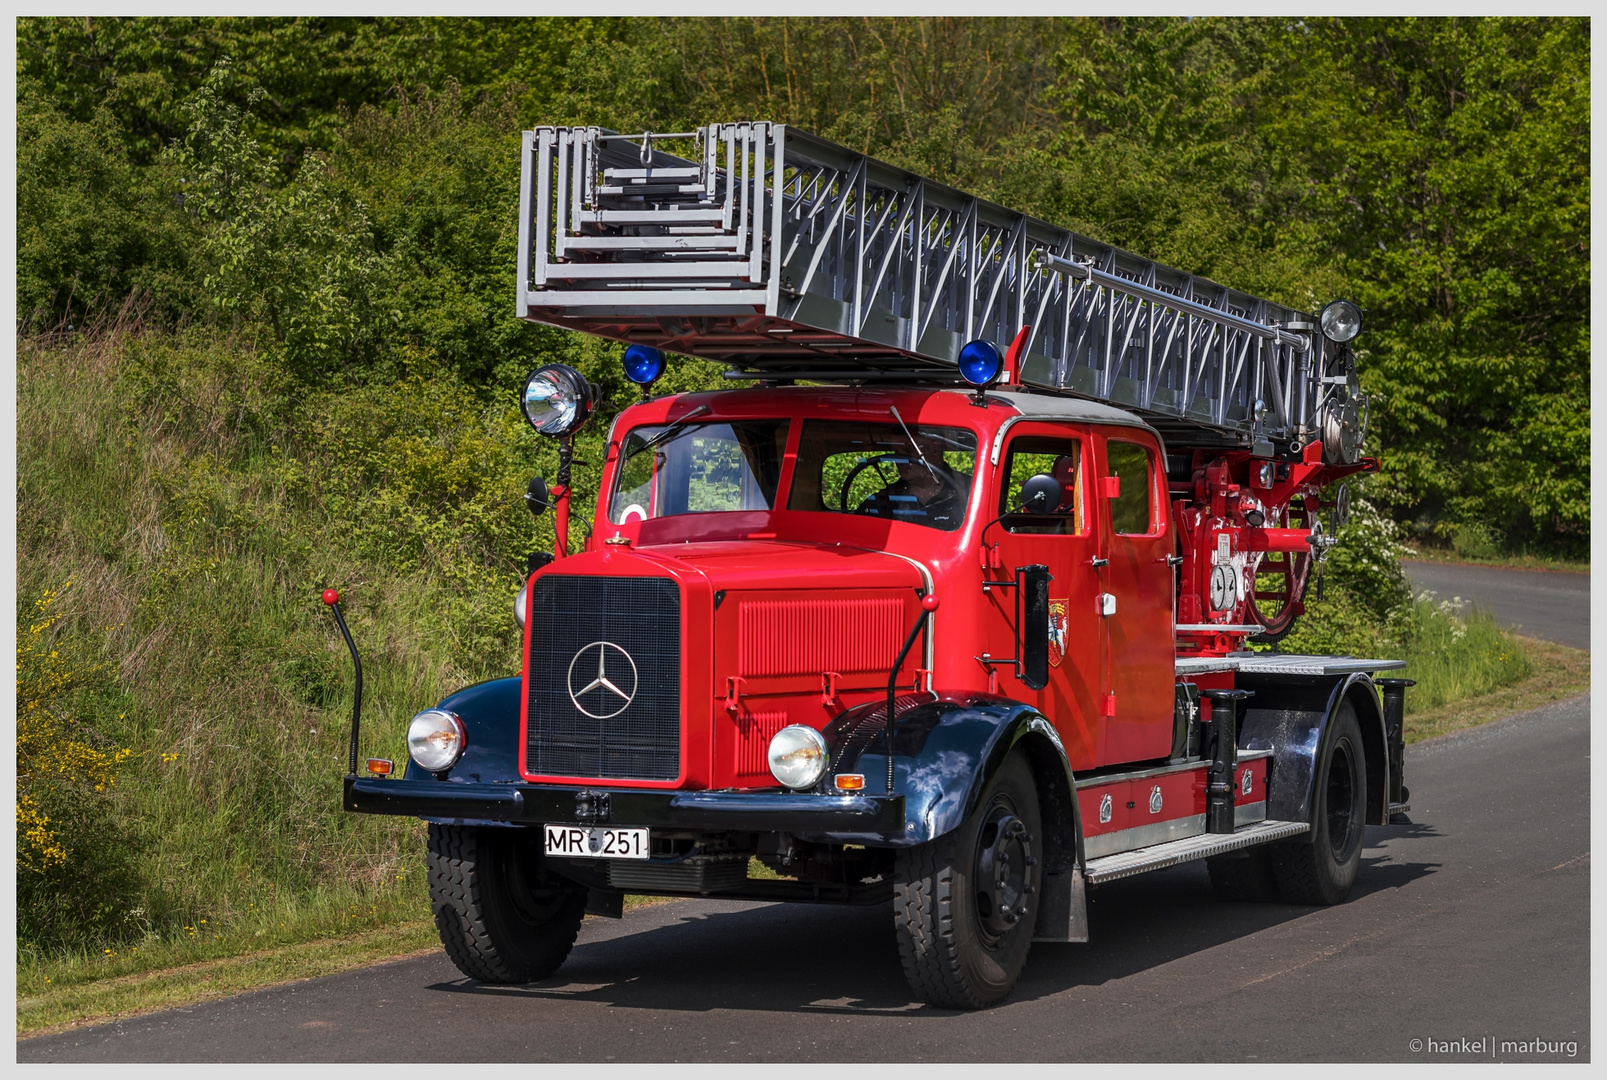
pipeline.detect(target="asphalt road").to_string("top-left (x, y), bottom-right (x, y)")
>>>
top-left (22, 694), bottom-right (1590, 1064)
top-left (1401, 560), bottom-right (1590, 651)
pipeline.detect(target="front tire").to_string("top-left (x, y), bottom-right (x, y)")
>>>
top-left (427, 824), bottom-right (587, 983)
top-left (893, 751), bottom-right (1042, 1009)
top-left (1270, 703), bottom-right (1367, 905)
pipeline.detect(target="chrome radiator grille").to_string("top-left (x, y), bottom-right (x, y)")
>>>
top-left (525, 575), bottom-right (681, 781)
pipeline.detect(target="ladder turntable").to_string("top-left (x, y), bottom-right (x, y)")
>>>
top-left (518, 123), bottom-right (1362, 457)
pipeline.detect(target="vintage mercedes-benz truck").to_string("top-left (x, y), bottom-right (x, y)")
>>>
top-left (337, 123), bottom-right (1410, 1008)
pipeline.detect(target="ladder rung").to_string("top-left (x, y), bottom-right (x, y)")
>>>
top-left (603, 167), bottom-right (702, 180)
top-left (543, 261), bottom-right (752, 280)
top-left (581, 209), bottom-right (726, 224)
top-left (599, 184), bottom-right (709, 196)
top-left (1084, 819), bottom-right (1309, 885)
top-left (527, 289), bottom-right (767, 309)
top-left (559, 236), bottom-right (743, 252)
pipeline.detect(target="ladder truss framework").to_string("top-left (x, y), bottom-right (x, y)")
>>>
top-left (518, 123), bottom-right (1346, 448)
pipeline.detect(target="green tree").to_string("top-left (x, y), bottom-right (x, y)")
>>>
top-left (17, 78), bottom-right (198, 327)
top-left (1269, 18), bottom-right (1590, 551)
top-left (167, 61), bottom-right (396, 379)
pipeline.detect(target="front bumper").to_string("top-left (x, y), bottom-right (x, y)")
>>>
top-left (344, 776), bottom-right (908, 843)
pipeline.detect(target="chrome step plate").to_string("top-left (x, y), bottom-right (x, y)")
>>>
top-left (1084, 819), bottom-right (1310, 885)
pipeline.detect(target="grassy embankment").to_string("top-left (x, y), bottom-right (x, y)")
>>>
top-left (16, 326), bottom-right (1585, 1038)
top-left (15, 323), bottom-right (542, 1032)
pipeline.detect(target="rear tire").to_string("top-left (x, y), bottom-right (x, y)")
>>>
top-left (427, 824), bottom-right (587, 983)
top-left (1270, 704), bottom-right (1367, 905)
top-left (893, 751), bottom-right (1042, 1009)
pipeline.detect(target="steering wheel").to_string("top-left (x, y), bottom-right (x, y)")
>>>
top-left (839, 453), bottom-right (965, 514)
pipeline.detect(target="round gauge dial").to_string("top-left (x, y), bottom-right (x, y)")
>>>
top-left (1210, 564), bottom-right (1238, 611)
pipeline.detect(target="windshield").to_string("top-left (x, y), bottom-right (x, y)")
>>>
top-left (786, 420), bottom-right (977, 531)
top-left (609, 420), bottom-right (790, 524)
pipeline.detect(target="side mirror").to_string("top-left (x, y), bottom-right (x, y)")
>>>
top-left (1019, 474), bottom-right (1061, 514)
top-left (1017, 564), bottom-right (1051, 692)
top-left (525, 476), bottom-right (551, 518)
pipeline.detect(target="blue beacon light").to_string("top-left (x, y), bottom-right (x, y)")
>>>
top-left (622, 345), bottom-right (666, 396)
top-left (957, 339), bottom-right (1003, 404)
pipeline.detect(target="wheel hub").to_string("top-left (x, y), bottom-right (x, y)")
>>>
top-left (974, 808), bottom-right (1035, 939)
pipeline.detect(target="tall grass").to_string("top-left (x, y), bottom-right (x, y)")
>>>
top-left (1393, 593), bottom-right (1532, 711)
top-left (15, 320), bottom-right (566, 960)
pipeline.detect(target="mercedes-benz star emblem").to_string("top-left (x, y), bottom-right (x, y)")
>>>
top-left (567, 641), bottom-right (639, 719)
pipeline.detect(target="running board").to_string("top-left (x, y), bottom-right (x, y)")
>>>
top-left (1084, 819), bottom-right (1309, 885)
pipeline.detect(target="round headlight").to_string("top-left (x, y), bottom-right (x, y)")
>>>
top-left (514, 581), bottom-right (528, 629)
top-left (407, 709), bottom-right (467, 773)
top-left (767, 725), bottom-right (829, 790)
top-left (1320, 299), bottom-right (1362, 344)
top-left (957, 339), bottom-right (1003, 387)
top-left (521, 364), bottom-right (594, 438)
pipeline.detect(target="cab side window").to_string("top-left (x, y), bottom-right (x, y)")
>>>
top-left (999, 436), bottom-right (1083, 535)
top-left (1106, 440), bottom-right (1157, 535)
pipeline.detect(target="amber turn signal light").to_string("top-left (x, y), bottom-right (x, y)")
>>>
top-left (834, 774), bottom-right (865, 791)
top-left (366, 758), bottom-right (394, 776)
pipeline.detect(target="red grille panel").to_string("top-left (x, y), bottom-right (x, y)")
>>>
top-left (735, 710), bottom-right (790, 778)
top-left (737, 598), bottom-right (904, 678)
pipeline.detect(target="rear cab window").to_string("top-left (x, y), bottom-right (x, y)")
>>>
top-left (1104, 438), bottom-right (1161, 536)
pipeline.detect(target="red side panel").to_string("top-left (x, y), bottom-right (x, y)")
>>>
top-left (1078, 780), bottom-right (1132, 839)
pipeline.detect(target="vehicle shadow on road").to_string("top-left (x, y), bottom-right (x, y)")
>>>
top-left (424, 831), bottom-right (1443, 1016)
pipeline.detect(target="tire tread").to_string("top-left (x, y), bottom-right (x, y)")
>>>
top-left (426, 823), bottom-right (583, 983)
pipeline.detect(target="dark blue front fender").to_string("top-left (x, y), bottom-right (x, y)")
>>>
top-left (825, 695), bottom-right (1083, 860)
top-left (402, 676), bottom-right (524, 784)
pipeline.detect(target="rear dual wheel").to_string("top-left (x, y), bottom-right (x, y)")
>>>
top-left (893, 751), bottom-right (1042, 1009)
top-left (1207, 704), bottom-right (1367, 906)
top-left (1270, 704), bottom-right (1366, 904)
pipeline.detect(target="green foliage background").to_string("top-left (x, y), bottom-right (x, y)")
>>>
top-left (19, 15), bottom-right (1589, 550)
top-left (14, 16), bottom-right (1583, 957)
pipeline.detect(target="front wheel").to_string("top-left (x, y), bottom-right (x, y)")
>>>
top-left (893, 751), bottom-right (1042, 1009)
top-left (1270, 703), bottom-right (1367, 904)
top-left (427, 824), bottom-right (587, 983)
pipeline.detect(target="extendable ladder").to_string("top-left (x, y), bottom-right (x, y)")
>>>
top-left (517, 123), bottom-right (1361, 457)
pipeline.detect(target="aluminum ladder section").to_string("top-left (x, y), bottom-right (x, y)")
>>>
top-left (518, 123), bottom-right (1337, 448)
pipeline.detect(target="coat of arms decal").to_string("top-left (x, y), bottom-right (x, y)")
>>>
top-left (1047, 599), bottom-right (1069, 667)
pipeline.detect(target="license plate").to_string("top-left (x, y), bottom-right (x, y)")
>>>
top-left (544, 824), bottom-right (650, 860)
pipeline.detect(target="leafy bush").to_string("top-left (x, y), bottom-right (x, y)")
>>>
top-left (1451, 523), bottom-right (1500, 561)
top-left (168, 61), bottom-right (396, 380)
top-left (16, 79), bottom-right (197, 328)
top-left (16, 583), bottom-right (143, 947)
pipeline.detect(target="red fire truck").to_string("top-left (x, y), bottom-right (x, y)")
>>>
top-left (340, 123), bottom-right (1411, 1008)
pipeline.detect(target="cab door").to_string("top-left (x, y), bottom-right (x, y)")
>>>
top-left (1094, 429), bottom-right (1175, 765)
top-left (986, 424), bottom-right (1100, 771)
